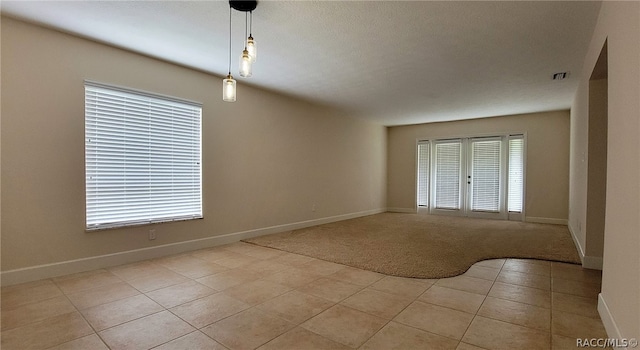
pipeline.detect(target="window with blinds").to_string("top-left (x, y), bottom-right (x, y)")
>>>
top-left (508, 136), bottom-right (524, 213)
top-left (417, 142), bottom-right (430, 207)
top-left (470, 138), bottom-right (501, 212)
top-left (85, 81), bottom-right (203, 230)
top-left (434, 141), bottom-right (462, 210)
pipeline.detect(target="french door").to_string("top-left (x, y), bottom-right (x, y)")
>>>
top-left (419, 135), bottom-right (523, 220)
top-left (467, 137), bottom-right (505, 219)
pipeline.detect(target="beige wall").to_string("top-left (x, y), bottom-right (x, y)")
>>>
top-left (585, 78), bottom-right (607, 258)
top-left (569, 77), bottom-right (608, 264)
top-left (570, 1), bottom-right (640, 340)
top-left (0, 17), bottom-right (387, 272)
top-left (387, 111), bottom-right (570, 221)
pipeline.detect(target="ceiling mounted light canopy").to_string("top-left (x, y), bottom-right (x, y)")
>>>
top-left (229, 1), bottom-right (257, 12)
top-left (223, 0), bottom-right (258, 102)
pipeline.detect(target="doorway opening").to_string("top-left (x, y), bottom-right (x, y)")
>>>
top-left (585, 41), bottom-right (608, 264)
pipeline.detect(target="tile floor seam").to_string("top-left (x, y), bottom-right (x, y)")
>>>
top-left (0, 296), bottom-right (71, 331)
top-left (457, 342), bottom-right (490, 350)
top-left (58, 288), bottom-right (111, 349)
top-left (122, 277), bottom-right (157, 295)
top-left (167, 294), bottom-right (254, 331)
top-left (0, 309), bottom-right (79, 337)
top-left (269, 325), bottom-right (353, 350)
top-left (550, 280), bottom-right (557, 347)
top-left (414, 295), bottom-right (486, 316)
top-left (384, 318), bottom-right (470, 347)
top-left (0, 278), bottom-right (63, 310)
top-left (382, 279), bottom-right (438, 325)
top-left (165, 305), bottom-right (203, 331)
top-left (225, 315), bottom-right (297, 350)
top-left (146, 330), bottom-right (217, 350)
top-left (242, 304), bottom-right (304, 326)
top-left (464, 314), bottom-right (552, 350)
top-left (198, 330), bottom-right (227, 350)
top-left (391, 315), bottom-right (467, 343)
top-left (548, 304), bottom-right (601, 320)
top-left (355, 317), bottom-right (393, 349)
top-left (487, 282), bottom-right (553, 310)
top-left (91, 307), bottom-right (168, 334)
top-left (145, 331), bottom-right (185, 350)
top-left (299, 309), bottom-right (388, 350)
top-left (198, 305), bottom-right (305, 349)
top-left (335, 301), bottom-right (397, 324)
top-left (66, 286), bottom-right (140, 311)
top-left (91, 328), bottom-right (113, 350)
top-left (472, 303), bottom-right (551, 334)
top-left (458, 258), bottom-right (504, 348)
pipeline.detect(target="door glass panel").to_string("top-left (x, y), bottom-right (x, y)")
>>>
top-left (434, 141), bottom-right (461, 210)
top-left (470, 139), bottom-right (501, 212)
top-left (417, 142), bottom-right (430, 207)
top-left (508, 137), bottom-right (524, 213)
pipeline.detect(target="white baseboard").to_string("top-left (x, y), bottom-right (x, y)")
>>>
top-left (567, 223), bottom-right (603, 270)
top-left (525, 216), bottom-right (568, 225)
top-left (598, 293), bottom-right (627, 348)
top-left (583, 255), bottom-right (603, 270)
top-left (568, 223), bottom-right (586, 264)
top-left (386, 207), bottom-right (416, 213)
top-left (1, 208), bottom-right (385, 286)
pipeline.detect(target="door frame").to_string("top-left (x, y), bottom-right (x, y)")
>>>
top-left (465, 136), bottom-right (508, 220)
top-left (415, 132), bottom-right (527, 221)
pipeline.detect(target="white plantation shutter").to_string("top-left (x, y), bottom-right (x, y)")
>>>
top-left (470, 138), bottom-right (501, 212)
top-left (417, 142), bottom-right (430, 207)
top-left (434, 141), bottom-right (462, 210)
top-left (85, 81), bottom-right (202, 230)
top-left (508, 136), bottom-right (524, 213)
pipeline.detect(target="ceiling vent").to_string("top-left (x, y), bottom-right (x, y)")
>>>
top-left (552, 72), bottom-right (568, 80)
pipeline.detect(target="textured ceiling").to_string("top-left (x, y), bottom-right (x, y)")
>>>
top-left (1, 1), bottom-right (601, 126)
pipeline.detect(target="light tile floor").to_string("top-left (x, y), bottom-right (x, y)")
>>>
top-left (1, 242), bottom-right (608, 350)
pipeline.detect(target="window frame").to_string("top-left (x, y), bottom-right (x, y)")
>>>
top-left (84, 80), bottom-right (203, 231)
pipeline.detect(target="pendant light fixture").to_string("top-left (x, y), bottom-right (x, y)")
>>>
top-left (222, 5), bottom-right (236, 102)
top-left (247, 11), bottom-right (257, 62)
top-left (224, 1), bottom-right (258, 101)
top-left (239, 12), bottom-right (253, 78)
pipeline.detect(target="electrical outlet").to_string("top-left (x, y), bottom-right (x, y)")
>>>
top-left (149, 229), bottom-right (156, 240)
top-left (312, 204), bottom-right (316, 212)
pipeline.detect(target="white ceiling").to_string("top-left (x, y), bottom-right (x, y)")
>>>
top-left (1, 1), bottom-right (601, 126)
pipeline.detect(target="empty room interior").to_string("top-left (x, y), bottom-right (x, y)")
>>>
top-left (1, 1), bottom-right (639, 349)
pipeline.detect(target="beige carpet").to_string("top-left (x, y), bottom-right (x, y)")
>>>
top-left (243, 213), bottom-right (581, 278)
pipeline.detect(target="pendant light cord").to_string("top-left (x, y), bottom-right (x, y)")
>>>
top-left (228, 6), bottom-right (232, 75)
top-left (249, 11), bottom-right (253, 36)
top-left (244, 12), bottom-right (248, 49)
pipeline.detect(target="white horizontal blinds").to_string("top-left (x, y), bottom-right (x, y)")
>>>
top-left (85, 81), bottom-right (202, 230)
top-left (470, 138), bottom-right (501, 212)
top-left (434, 140), bottom-right (462, 210)
top-left (417, 142), bottom-right (429, 207)
top-left (508, 136), bottom-right (524, 213)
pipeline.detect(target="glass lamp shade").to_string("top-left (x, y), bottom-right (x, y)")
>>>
top-left (246, 36), bottom-right (257, 62)
top-left (222, 74), bottom-right (236, 102)
top-left (239, 49), bottom-right (252, 78)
